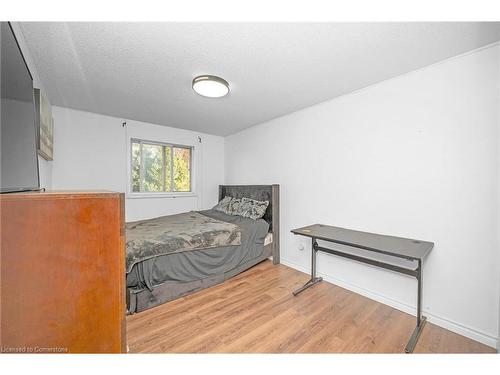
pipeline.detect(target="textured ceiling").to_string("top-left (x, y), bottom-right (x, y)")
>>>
top-left (20, 22), bottom-right (500, 136)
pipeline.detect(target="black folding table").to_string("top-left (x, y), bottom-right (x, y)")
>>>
top-left (291, 224), bottom-right (434, 353)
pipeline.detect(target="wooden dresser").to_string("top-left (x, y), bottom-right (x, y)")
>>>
top-left (0, 191), bottom-right (126, 353)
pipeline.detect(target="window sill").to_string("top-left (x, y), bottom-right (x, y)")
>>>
top-left (127, 192), bottom-right (197, 199)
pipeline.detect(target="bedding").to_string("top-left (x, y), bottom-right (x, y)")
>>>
top-left (264, 232), bottom-right (273, 246)
top-left (227, 197), bottom-right (242, 214)
top-left (233, 197), bottom-right (269, 220)
top-left (126, 209), bottom-right (269, 299)
top-left (213, 195), bottom-right (232, 214)
top-left (213, 195), bottom-right (269, 219)
top-left (125, 211), bottom-right (241, 273)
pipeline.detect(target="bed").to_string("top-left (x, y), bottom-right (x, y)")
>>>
top-left (126, 184), bottom-right (280, 313)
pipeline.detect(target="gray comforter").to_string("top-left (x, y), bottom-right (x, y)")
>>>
top-left (125, 211), bottom-right (242, 273)
top-left (126, 209), bottom-right (269, 291)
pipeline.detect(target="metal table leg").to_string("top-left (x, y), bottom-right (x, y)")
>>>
top-left (405, 259), bottom-right (426, 353)
top-left (293, 238), bottom-right (323, 296)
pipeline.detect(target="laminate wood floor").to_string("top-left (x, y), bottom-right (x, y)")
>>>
top-left (126, 260), bottom-right (495, 353)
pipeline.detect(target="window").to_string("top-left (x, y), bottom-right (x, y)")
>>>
top-left (131, 139), bottom-right (192, 193)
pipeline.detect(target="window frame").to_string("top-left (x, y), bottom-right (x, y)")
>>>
top-left (129, 138), bottom-right (194, 198)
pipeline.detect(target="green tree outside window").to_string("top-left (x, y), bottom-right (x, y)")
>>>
top-left (131, 140), bottom-right (191, 193)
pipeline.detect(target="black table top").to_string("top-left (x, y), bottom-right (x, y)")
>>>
top-left (291, 224), bottom-right (434, 260)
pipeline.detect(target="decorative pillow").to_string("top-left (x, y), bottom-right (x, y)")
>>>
top-left (227, 198), bottom-right (242, 215)
top-left (233, 197), bottom-right (269, 220)
top-left (212, 196), bottom-right (233, 214)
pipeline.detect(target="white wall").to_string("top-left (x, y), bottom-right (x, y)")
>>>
top-left (498, 45), bottom-right (500, 351)
top-left (10, 22), bottom-right (52, 189)
top-left (225, 44), bottom-right (500, 348)
top-left (51, 106), bottom-right (224, 221)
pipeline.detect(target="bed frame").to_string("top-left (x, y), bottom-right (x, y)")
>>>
top-left (219, 184), bottom-right (280, 264)
top-left (128, 184), bottom-right (280, 313)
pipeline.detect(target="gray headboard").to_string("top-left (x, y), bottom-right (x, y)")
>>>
top-left (218, 184), bottom-right (280, 264)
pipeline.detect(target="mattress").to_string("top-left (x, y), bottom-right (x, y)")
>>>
top-left (126, 209), bottom-right (270, 292)
top-left (264, 232), bottom-right (273, 246)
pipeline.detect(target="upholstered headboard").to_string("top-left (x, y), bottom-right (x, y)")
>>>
top-left (218, 184), bottom-right (280, 264)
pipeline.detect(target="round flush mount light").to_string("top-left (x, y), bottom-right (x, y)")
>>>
top-left (192, 75), bottom-right (230, 98)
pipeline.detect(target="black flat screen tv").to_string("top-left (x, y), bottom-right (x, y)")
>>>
top-left (1, 22), bottom-right (40, 193)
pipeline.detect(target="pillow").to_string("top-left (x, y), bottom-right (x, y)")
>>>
top-left (227, 198), bottom-right (242, 215)
top-left (212, 196), bottom-right (232, 214)
top-left (232, 197), bottom-right (269, 220)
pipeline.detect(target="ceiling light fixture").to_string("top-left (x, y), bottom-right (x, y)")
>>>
top-left (192, 75), bottom-right (230, 98)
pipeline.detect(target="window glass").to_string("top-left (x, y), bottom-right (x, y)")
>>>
top-left (142, 143), bottom-right (164, 192)
top-left (131, 140), bottom-right (191, 193)
top-left (164, 146), bottom-right (172, 192)
top-left (131, 142), bottom-right (141, 192)
top-left (173, 147), bottom-right (191, 192)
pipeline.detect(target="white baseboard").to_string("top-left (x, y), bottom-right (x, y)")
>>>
top-left (280, 257), bottom-right (498, 350)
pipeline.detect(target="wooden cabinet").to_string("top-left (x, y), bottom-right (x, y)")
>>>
top-left (0, 191), bottom-right (126, 353)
